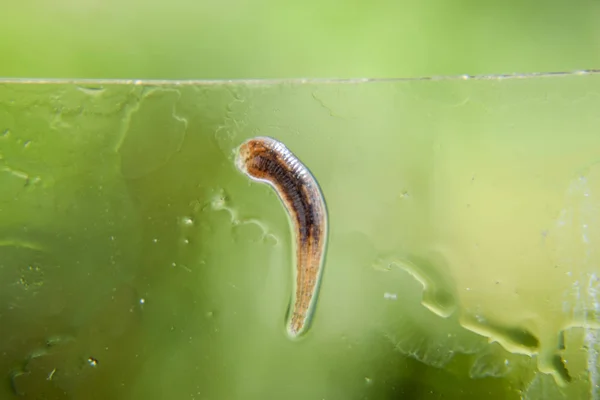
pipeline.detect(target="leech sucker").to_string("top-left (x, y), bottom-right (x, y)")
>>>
top-left (235, 136), bottom-right (328, 338)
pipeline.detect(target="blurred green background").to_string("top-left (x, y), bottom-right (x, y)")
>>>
top-left (1, 0), bottom-right (599, 79)
top-left (2, 1), bottom-right (600, 400)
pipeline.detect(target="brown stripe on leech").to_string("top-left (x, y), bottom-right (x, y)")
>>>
top-left (235, 136), bottom-right (328, 338)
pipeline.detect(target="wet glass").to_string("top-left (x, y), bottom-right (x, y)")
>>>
top-left (1, 72), bottom-right (599, 399)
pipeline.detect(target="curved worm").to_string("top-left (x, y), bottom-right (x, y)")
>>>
top-left (235, 136), bottom-right (328, 338)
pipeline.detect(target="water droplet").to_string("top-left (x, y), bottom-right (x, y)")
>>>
top-left (263, 233), bottom-right (279, 246)
top-left (182, 217), bottom-right (194, 226)
top-left (212, 196), bottom-right (226, 209)
top-left (365, 377), bottom-right (373, 385)
top-left (23, 140), bottom-right (31, 149)
top-left (139, 298), bottom-right (145, 304)
top-left (87, 357), bottom-right (98, 367)
top-left (383, 292), bottom-right (398, 300)
top-left (153, 238), bottom-right (159, 243)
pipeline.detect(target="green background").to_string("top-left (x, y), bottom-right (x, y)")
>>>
top-left (1, 0), bottom-right (599, 79)
top-left (2, 1), bottom-right (600, 399)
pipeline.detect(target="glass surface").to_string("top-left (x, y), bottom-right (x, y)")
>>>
top-left (1, 72), bottom-right (600, 399)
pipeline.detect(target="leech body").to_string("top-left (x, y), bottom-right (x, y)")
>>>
top-left (235, 136), bottom-right (328, 338)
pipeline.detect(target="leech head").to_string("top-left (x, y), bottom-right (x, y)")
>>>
top-left (235, 136), bottom-right (277, 178)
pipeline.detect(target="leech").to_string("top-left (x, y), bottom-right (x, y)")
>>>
top-left (235, 136), bottom-right (328, 338)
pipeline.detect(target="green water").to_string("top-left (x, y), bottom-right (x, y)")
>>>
top-left (2, 74), bottom-right (600, 399)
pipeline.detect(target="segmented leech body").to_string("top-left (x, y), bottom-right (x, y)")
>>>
top-left (235, 136), bottom-right (328, 338)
